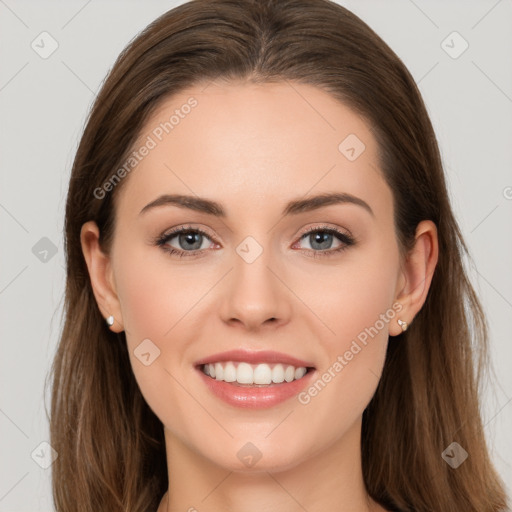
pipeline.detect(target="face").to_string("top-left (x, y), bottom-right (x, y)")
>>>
top-left (102, 81), bottom-right (406, 471)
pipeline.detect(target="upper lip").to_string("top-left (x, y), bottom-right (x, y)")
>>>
top-left (195, 349), bottom-right (315, 368)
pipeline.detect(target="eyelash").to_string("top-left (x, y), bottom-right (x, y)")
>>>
top-left (154, 224), bottom-right (356, 259)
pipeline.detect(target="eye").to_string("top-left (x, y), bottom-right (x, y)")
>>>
top-left (155, 226), bottom-right (216, 258)
top-left (293, 225), bottom-right (355, 258)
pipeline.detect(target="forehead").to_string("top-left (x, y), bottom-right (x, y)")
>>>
top-left (116, 80), bottom-right (391, 220)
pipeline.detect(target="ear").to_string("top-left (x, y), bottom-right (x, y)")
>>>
top-left (80, 221), bottom-right (124, 333)
top-left (389, 220), bottom-right (439, 336)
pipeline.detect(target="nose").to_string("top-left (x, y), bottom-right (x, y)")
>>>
top-left (219, 243), bottom-right (292, 332)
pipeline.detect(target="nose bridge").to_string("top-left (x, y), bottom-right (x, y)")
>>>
top-left (220, 232), bottom-right (291, 329)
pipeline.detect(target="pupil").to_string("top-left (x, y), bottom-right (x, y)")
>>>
top-left (311, 232), bottom-right (332, 250)
top-left (180, 232), bottom-right (202, 250)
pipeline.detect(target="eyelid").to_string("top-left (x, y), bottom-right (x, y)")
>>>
top-left (157, 224), bottom-right (218, 244)
top-left (295, 223), bottom-right (354, 241)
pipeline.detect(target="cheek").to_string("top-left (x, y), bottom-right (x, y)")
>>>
top-left (300, 238), bottom-right (400, 351)
top-left (331, 265), bottom-right (397, 350)
top-left (295, 238), bottom-right (399, 408)
top-left (116, 266), bottom-right (168, 344)
top-left (113, 246), bottom-right (210, 345)
top-left (112, 250), bottom-right (199, 425)
top-left (111, 246), bottom-right (218, 405)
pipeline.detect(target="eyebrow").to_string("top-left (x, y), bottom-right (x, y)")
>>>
top-left (139, 192), bottom-right (374, 218)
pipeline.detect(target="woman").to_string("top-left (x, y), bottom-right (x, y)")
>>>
top-left (48, 0), bottom-right (509, 510)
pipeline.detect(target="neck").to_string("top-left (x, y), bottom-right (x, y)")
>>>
top-left (158, 417), bottom-right (381, 512)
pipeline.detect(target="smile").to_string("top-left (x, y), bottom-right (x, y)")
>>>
top-left (201, 361), bottom-right (309, 386)
top-left (195, 349), bottom-right (317, 408)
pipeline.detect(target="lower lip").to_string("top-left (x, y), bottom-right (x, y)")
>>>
top-left (196, 366), bottom-right (316, 409)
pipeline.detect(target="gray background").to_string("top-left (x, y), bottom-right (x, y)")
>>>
top-left (1, 0), bottom-right (511, 510)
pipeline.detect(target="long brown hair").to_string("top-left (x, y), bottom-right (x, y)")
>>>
top-left (47, 0), bottom-right (509, 510)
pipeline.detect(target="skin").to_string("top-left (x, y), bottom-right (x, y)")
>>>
top-left (81, 81), bottom-right (438, 512)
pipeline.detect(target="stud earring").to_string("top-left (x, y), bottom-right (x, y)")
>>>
top-left (397, 319), bottom-right (408, 332)
top-left (106, 315), bottom-right (114, 327)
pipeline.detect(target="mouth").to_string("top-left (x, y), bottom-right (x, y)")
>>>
top-left (198, 361), bottom-right (315, 387)
top-left (194, 349), bottom-right (317, 408)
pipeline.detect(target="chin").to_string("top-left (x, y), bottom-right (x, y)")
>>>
top-left (197, 434), bottom-right (317, 474)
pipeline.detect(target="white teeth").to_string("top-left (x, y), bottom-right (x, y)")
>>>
top-left (237, 362), bottom-right (253, 384)
top-left (271, 364), bottom-right (285, 383)
top-left (200, 361), bottom-right (310, 385)
top-left (295, 367), bottom-right (307, 379)
top-left (253, 364), bottom-right (272, 385)
top-left (223, 362), bottom-right (237, 382)
top-left (215, 362), bottom-right (224, 381)
top-left (284, 365), bottom-right (295, 382)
